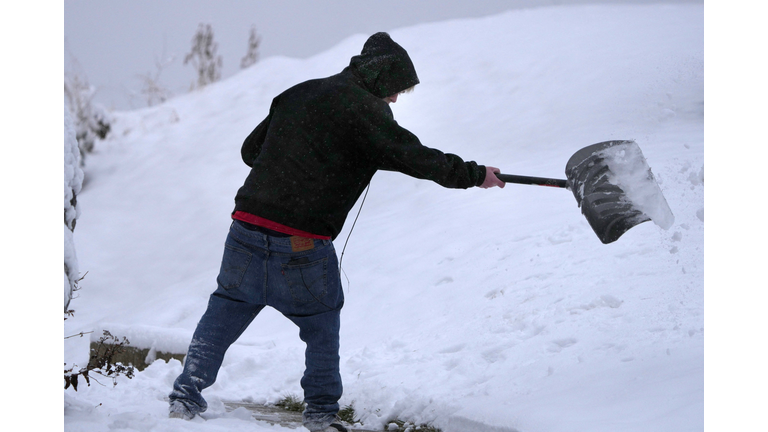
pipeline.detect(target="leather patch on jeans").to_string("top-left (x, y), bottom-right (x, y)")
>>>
top-left (290, 236), bottom-right (315, 252)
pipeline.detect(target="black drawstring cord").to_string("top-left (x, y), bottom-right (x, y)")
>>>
top-left (338, 183), bottom-right (370, 290)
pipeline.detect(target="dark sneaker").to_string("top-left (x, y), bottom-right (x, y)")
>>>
top-left (307, 414), bottom-right (348, 432)
top-left (168, 401), bottom-right (195, 420)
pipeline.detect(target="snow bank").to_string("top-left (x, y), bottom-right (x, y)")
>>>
top-left (89, 323), bottom-right (192, 354)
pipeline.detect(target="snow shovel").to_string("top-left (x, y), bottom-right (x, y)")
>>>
top-left (495, 140), bottom-right (674, 244)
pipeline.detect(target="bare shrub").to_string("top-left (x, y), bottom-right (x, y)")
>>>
top-left (64, 330), bottom-right (136, 391)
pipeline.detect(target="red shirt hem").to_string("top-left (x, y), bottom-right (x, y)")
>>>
top-left (232, 211), bottom-right (331, 240)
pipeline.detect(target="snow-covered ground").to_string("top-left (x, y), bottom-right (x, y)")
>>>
top-left (63, 4), bottom-right (703, 432)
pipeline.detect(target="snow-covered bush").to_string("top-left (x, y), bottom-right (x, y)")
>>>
top-left (240, 25), bottom-right (261, 69)
top-left (64, 73), bottom-right (111, 164)
top-left (184, 23), bottom-right (223, 89)
top-left (136, 54), bottom-right (175, 107)
top-left (64, 101), bottom-right (84, 314)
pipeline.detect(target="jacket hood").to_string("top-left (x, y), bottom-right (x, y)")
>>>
top-left (348, 32), bottom-right (420, 98)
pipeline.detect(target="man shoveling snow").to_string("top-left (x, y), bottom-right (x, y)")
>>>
top-left (168, 32), bottom-right (504, 432)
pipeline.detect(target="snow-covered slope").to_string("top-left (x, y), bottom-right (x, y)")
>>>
top-left (64, 4), bottom-right (703, 432)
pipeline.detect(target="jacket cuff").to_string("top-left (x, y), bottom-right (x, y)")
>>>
top-left (475, 165), bottom-right (487, 187)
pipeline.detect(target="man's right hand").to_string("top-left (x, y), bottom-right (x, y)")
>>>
top-left (480, 166), bottom-right (506, 189)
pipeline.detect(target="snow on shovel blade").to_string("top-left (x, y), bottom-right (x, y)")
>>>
top-left (565, 140), bottom-right (674, 244)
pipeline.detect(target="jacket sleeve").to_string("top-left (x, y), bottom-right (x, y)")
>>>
top-left (241, 97), bottom-right (279, 167)
top-left (359, 103), bottom-right (486, 189)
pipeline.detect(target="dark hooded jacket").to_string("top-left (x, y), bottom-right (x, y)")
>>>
top-left (233, 32), bottom-right (486, 240)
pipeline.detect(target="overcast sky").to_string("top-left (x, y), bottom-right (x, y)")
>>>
top-left (64, 0), bottom-right (700, 110)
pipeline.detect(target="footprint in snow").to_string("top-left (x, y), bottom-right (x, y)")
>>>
top-left (481, 346), bottom-right (508, 363)
top-left (569, 295), bottom-right (623, 313)
top-left (547, 231), bottom-right (573, 245)
top-left (437, 343), bottom-right (466, 354)
top-left (548, 338), bottom-right (578, 353)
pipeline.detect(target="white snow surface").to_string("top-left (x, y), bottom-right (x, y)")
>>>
top-left (64, 4), bottom-right (703, 432)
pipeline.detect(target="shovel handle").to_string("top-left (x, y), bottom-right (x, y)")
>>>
top-left (495, 173), bottom-right (568, 188)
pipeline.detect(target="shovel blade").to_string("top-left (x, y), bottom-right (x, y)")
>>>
top-left (565, 140), bottom-right (673, 244)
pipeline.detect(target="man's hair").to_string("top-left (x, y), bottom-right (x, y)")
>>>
top-left (400, 86), bottom-right (415, 94)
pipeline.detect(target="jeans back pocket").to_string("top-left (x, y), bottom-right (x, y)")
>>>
top-left (281, 257), bottom-right (328, 304)
top-left (217, 244), bottom-right (252, 290)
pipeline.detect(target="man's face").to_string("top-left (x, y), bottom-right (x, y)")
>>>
top-left (383, 93), bottom-right (399, 104)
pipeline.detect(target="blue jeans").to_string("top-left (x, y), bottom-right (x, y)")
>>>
top-left (169, 220), bottom-right (344, 430)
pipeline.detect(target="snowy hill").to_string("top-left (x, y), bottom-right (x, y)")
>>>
top-left (64, 4), bottom-right (703, 432)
